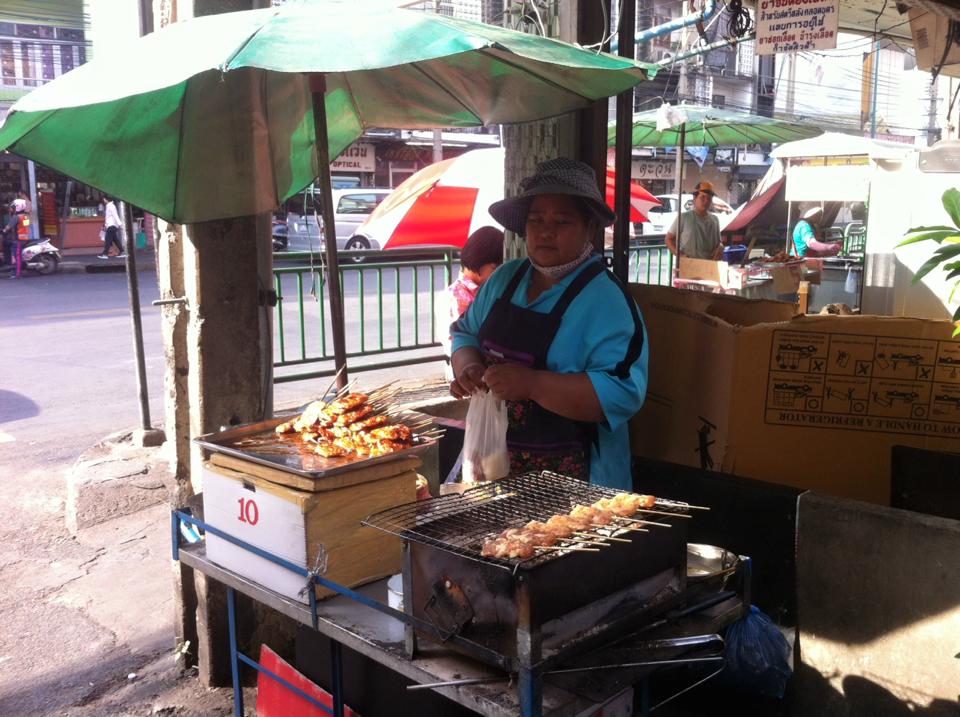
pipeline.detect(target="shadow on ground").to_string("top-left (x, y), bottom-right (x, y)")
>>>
top-left (0, 390), bottom-right (40, 424)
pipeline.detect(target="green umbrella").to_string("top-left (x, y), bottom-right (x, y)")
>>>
top-left (607, 105), bottom-right (822, 253)
top-left (0, 1), bottom-right (657, 224)
top-left (0, 0), bottom-right (656, 384)
top-left (607, 105), bottom-right (823, 148)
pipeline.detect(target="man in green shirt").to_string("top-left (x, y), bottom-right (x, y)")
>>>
top-left (665, 181), bottom-right (723, 260)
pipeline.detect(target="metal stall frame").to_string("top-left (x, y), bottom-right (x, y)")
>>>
top-left (171, 510), bottom-right (742, 717)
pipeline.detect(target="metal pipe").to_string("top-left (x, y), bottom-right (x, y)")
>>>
top-left (610, 0), bottom-right (719, 53)
top-left (26, 160), bottom-right (39, 240)
top-left (870, 38), bottom-right (880, 139)
top-left (226, 587), bottom-right (244, 717)
top-left (330, 641), bottom-right (344, 717)
top-left (310, 74), bottom-right (349, 390)
top-left (657, 33), bottom-right (756, 65)
top-left (122, 201), bottom-right (152, 431)
top-left (612, 0), bottom-right (636, 282)
top-left (56, 179), bottom-right (72, 251)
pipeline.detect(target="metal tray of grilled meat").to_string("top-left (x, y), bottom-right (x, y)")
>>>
top-left (194, 416), bottom-right (436, 479)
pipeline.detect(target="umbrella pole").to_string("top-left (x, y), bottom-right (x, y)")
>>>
top-left (676, 124), bottom-right (686, 255)
top-left (310, 74), bottom-right (349, 390)
top-left (121, 201), bottom-right (151, 431)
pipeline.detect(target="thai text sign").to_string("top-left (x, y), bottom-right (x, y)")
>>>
top-left (756, 0), bottom-right (839, 56)
top-left (632, 161), bottom-right (675, 181)
top-left (331, 142), bottom-right (376, 173)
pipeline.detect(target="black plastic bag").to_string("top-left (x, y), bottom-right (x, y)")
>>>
top-left (723, 605), bottom-right (792, 699)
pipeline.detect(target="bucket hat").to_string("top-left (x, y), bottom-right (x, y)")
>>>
top-left (488, 157), bottom-right (616, 235)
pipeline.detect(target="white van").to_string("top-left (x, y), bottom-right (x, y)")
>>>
top-left (283, 187), bottom-right (391, 251)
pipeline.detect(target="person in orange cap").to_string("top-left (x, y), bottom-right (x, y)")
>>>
top-left (665, 181), bottom-right (723, 260)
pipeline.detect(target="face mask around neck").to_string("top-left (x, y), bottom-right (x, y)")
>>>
top-left (529, 240), bottom-right (594, 280)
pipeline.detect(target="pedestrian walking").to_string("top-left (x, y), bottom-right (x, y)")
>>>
top-left (6, 199), bottom-right (31, 278)
top-left (99, 197), bottom-right (125, 259)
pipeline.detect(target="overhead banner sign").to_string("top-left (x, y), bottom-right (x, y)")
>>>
top-left (756, 0), bottom-right (839, 56)
top-left (786, 165), bottom-right (871, 202)
top-left (331, 143), bottom-right (376, 173)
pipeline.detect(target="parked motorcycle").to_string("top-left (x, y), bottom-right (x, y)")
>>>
top-left (19, 238), bottom-right (61, 275)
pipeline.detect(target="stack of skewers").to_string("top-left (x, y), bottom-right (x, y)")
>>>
top-left (275, 382), bottom-right (441, 459)
top-left (480, 491), bottom-right (705, 560)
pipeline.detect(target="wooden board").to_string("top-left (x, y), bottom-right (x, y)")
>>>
top-left (305, 468), bottom-right (415, 599)
top-left (203, 460), bottom-right (418, 602)
top-left (209, 452), bottom-right (421, 493)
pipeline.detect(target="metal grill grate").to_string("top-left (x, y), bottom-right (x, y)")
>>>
top-left (363, 471), bottom-right (691, 570)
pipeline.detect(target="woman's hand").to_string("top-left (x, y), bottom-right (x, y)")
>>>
top-left (450, 362), bottom-right (487, 399)
top-left (484, 363), bottom-right (536, 402)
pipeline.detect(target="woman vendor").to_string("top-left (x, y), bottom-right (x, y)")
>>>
top-left (449, 158), bottom-right (648, 490)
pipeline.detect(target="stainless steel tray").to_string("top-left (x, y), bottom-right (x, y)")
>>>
top-left (194, 416), bottom-right (436, 479)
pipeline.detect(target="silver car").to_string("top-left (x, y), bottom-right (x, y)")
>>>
top-left (284, 187), bottom-right (391, 251)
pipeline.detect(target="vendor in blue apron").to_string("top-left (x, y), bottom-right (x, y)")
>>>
top-left (449, 158), bottom-right (649, 490)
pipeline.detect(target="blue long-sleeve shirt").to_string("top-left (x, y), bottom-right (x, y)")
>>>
top-left (452, 256), bottom-right (648, 490)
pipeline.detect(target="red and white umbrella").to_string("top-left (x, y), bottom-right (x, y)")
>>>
top-left (603, 166), bottom-right (662, 222)
top-left (356, 147), bottom-right (660, 249)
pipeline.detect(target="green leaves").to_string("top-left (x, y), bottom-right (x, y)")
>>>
top-left (901, 189), bottom-right (960, 329)
top-left (943, 188), bottom-right (960, 228)
top-left (897, 230), bottom-right (960, 247)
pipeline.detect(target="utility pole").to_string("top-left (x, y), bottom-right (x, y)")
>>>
top-left (927, 75), bottom-right (940, 146)
top-left (785, 51), bottom-right (796, 117)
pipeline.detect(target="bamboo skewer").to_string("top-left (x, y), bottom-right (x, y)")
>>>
top-left (657, 500), bottom-right (710, 511)
top-left (616, 523), bottom-right (650, 533)
top-left (536, 545), bottom-right (600, 553)
top-left (333, 378), bottom-right (359, 398)
top-left (319, 365), bottom-right (346, 401)
top-left (561, 537), bottom-right (610, 547)
top-left (620, 517), bottom-right (671, 528)
top-left (635, 508), bottom-right (693, 519)
top-left (588, 533), bottom-right (632, 543)
top-left (573, 531), bottom-right (628, 543)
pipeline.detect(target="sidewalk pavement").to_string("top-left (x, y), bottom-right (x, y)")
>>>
top-left (60, 246), bottom-right (157, 274)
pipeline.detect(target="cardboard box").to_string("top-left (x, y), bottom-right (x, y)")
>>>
top-left (679, 257), bottom-right (803, 294)
top-left (203, 456), bottom-right (419, 602)
top-left (909, 8), bottom-right (960, 79)
top-left (629, 285), bottom-right (960, 505)
top-left (679, 257), bottom-right (744, 290)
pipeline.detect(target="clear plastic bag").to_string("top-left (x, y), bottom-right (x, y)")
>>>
top-left (724, 605), bottom-right (793, 699)
top-left (461, 390), bottom-right (509, 483)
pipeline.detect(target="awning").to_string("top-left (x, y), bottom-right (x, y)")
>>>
top-left (722, 176), bottom-right (785, 234)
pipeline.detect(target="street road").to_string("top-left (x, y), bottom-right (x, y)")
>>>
top-left (0, 265), bottom-right (447, 715)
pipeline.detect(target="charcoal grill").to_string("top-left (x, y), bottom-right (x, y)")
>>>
top-left (363, 472), bottom-right (693, 677)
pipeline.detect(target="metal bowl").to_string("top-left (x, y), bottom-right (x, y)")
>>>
top-left (687, 543), bottom-right (739, 584)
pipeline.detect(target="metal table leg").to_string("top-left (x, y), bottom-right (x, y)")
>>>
top-left (331, 639), bottom-right (344, 717)
top-left (226, 587), bottom-right (244, 717)
top-left (518, 665), bottom-right (543, 717)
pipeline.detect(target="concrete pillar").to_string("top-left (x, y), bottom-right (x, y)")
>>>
top-left (153, 0), bottom-right (274, 686)
top-left (502, 0), bottom-right (608, 258)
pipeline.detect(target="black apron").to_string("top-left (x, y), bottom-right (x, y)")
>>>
top-left (476, 259), bottom-right (605, 481)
